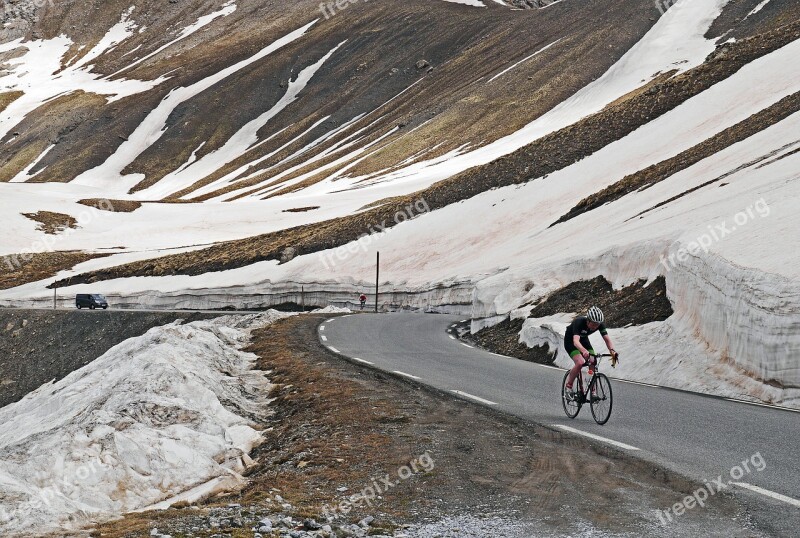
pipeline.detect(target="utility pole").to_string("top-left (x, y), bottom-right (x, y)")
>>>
top-left (375, 251), bottom-right (380, 313)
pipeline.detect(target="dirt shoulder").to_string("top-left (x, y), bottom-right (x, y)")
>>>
top-left (93, 314), bottom-right (761, 537)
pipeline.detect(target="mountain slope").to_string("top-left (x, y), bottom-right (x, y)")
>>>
top-left (1, 0), bottom-right (799, 406)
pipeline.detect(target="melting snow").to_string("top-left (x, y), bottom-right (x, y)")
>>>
top-left (0, 312), bottom-right (292, 537)
top-left (0, 32), bottom-right (167, 142)
top-left (111, 0), bottom-right (238, 77)
top-left (72, 19), bottom-right (319, 194)
top-left (138, 40), bottom-right (347, 199)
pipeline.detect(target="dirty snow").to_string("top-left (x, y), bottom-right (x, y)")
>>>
top-left (0, 311), bottom-right (292, 537)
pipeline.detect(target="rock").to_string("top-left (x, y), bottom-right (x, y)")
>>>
top-left (415, 59), bottom-right (430, 69)
top-left (304, 518), bottom-right (322, 530)
top-left (337, 524), bottom-right (367, 537)
top-left (280, 247), bottom-right (297, 263)
top-left (358, 515), bottom-right (374, 527)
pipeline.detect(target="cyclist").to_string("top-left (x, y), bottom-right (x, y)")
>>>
top-left (359, 293), bottom-right (367, 310)
top-left (564, 306), bottom-right (618, 400)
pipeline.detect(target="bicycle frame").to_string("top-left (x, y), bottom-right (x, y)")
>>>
top-left (574, 354), bottom-right (609, 403)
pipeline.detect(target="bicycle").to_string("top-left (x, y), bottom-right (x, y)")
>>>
top-left (561, 353), bottom-right (615, 425)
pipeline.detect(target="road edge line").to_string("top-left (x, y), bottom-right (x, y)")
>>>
top-left (552, 424), bottom-right (640, 451)
top-left (730, 482), bottom-right (800, 507)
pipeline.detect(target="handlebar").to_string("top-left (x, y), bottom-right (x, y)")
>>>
top-left (588, 352), bottom-right (619, 369)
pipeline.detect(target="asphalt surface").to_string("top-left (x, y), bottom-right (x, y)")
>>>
top-left (320, 312), bottom-right (800, 525)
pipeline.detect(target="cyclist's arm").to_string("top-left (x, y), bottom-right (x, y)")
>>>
top-left (573, 335), bottom-right (590, 356)
top-left (602, 333), bottom-right (616, 355)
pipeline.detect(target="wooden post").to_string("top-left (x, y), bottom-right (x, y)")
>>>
top-left (375, 252), bottom-right (380, 313)
top-left (53, 283), bottom-right (57, 310)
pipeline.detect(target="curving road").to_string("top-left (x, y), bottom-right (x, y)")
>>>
top-left (319, 312), bottom-right (800, 525)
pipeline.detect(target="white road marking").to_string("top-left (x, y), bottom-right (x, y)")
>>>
top-left (326, 318), bottom-right (335, 323)
top-left (449, 335), bottom-right (456, 340)
top-left (552, 425), bottom-right (640, 451)
top-left (730, 482), bottom-right (800, 507)
top-left (328, 346), bottom-right (340, 353)
top-left (352, 358), bottom-right (374, 365)
top-left (460, 343), bottom-right (473, 349)
top-left (725, 398), bottom-right (800, 413)
top-left (393, 370), bottom-right (421, 380)
top-left (490, 352), bottom-right (507, 358)
top-left (538, 364), bottom-right (562, 370)
top-left (321, 335), bottom-right (328, 341)
top-left (460, 319), bottom-right (468, 323)
top-left (616, 378), bottom-right (659, 388)
top-left (320, 326), bottom-right (325, 331)
top-left (452, 390), bottom-right (498, 406)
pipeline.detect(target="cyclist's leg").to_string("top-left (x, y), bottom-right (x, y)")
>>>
top-left (566, 349), bottom-right (585, 389)
top-left (574, 337), bottom-right (598, 395)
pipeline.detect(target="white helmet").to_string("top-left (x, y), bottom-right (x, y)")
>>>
top-left (587, 306), bottom-right (604, 324)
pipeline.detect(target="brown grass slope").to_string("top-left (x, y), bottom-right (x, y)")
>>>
top-left (53, 16), bottom-right (800, 287)
top-left (3, 0), bottom-right (658, 198)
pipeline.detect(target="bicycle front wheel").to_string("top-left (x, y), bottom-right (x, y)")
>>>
top-left (561, 370), bottom-right (581, 419)
top-left (590, 374), bottom-right (613, 425)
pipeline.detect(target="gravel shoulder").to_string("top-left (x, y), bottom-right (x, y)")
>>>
top-left (90, 314), bottom-right (764, 538)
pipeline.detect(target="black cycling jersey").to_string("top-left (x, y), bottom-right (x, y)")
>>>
top-left (564, 316), bottom-right (607, 343)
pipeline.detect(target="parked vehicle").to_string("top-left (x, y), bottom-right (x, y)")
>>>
top-left (76, 294), bottom-right (109, 310)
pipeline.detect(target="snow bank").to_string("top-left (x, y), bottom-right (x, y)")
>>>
top-left (0, 311), bottom-right (292, 537)
top-left (313, 305), bottom-right (352, 314)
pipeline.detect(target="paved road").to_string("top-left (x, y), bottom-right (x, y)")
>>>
top-left (319, 312), bottom-right (800, 522)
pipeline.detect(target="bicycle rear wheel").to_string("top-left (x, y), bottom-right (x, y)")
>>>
top-left (561, 370), bottom-right (581, 419)
top-left (590, 374), bottom-right (613, 425)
